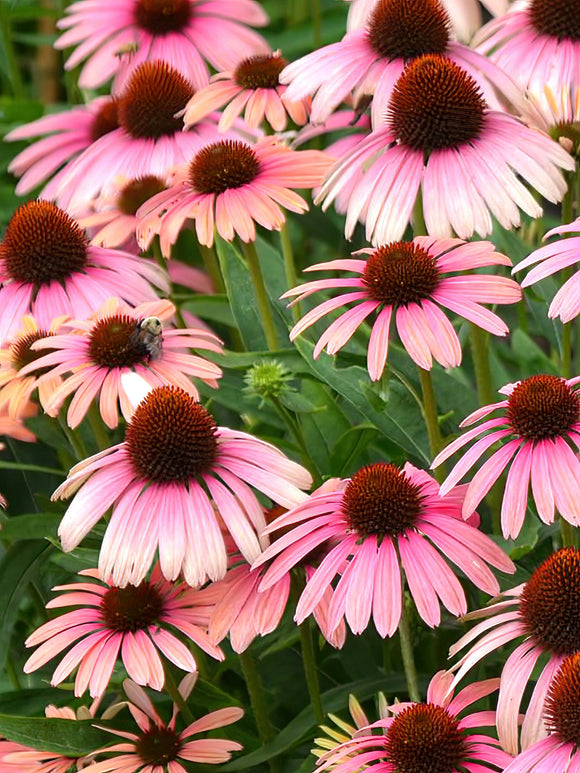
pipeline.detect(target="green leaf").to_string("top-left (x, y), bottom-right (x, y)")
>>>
top-left (0, 512), bottom-right (61, 540)
top-left (180, 293), bottom-right (235, 327)
top-left (278, 391), bottom-right (318, 413)
top-left (329, 424), bottom-right (379, 476)
top-left (215, 237), bottom-right (267, 351)
top-left (0, 460), bottom-right (64, 476)
top-left (0, 715), bottom-right (112, 756)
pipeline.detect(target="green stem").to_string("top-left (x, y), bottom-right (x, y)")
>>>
top-left (561, 322), bottom-right (572, 379)
top-left (280, 225), bottom-right (300, 321)
top-left (560, 517), bottom-right (576, 548)
top-left (412, 193), bottom-right (427, 236)
top-left (470, 324), bottom-right (495, 407)
top-left (398, 601), bottom-right (420, 702)
top-left (270, 396), bottom-right (320, 481)
top-left (417, 367), bottom-right (444, 478)
top-left (87, 403), bottom-right (112, 451)
top-left (163, 666), bottom-right (195, 725)
top-left (242, 240), bottom-right (278, 351)
top-left (312, 0), bottom-right (322, 48)
top-left (299, 617), bottom-right (325, 724)
top-left (57, 415), bottom-right (87, 460)
top-left (239, 651), bottom-right (282, 773)
top-left (562, 173), bottom-right (576, 224)
top-left (0, 11), bottom-right (23, 95)
top-left (199, 243), bottom-right (225, 294)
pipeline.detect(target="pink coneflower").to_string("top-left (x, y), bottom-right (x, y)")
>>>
top-left (449, 547), bottom-right (580, 755)
top-left (88, 676), bottom-right (243, 772)
top-left (432, 374), bottom-right (580, 537)
top-left (55, 61), bottom-right (224, 213)
top-left (502, 651), bottom-right (580, 773)
top-left (23, 565), bottom-right (223, 698)
top-left (137, 137), bottom-right (332, 251)
top-left (182, 51), bottom-right (309, 133)
top-left (5, 96), bottom-right (119, 200)
top-left (283, 237), bottom-right (521, 377)
top-left (283, 0), bottom-right (524, 126)
top-left (0, 314), bottom-right (66, 419)
top-left (55, 0), bottom-right (269, 90)
top-left (0, 406), bottom-right (36, 444)
top-left (474, 0), bottom-right (580, 109)
top-left (317, 54), bottom-right (573, 244)
top-left (312, 693), bottom-right (382, 765)
top-left (513, 218), bottom-right (580, 323)
top-left (0, 200), bottom-right (168, 342)
top-left (53, 384), bottom-right (312, 588)
top-left (254, 462), bottom-right (514, 637)
top-left (21, 297), bottom-right (223, 429)
top-left (0, 704), bottom-right (100, 771)
top-left (317, 670), bottom-right (512, 773)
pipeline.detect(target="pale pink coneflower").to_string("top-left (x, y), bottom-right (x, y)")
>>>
top-left (5, 96), bottom-right (120, 200)
top-left (21, 297), bottom-right (223, 429)
top-left (474, 0), bottom-right (580, 110)
top-left (0, 315), bottom-right (67, 420)
top-left (0, 200), bottom-right (168, 342)
top-left (53, 384), bottom-right (312, 588)
top-left (432, 374), bottom-right (580, 537)
top-left (137, 137), bottom-right (332, 252)
top-left (54, 61), bottom-right (225, 214)
top-left (344, 0), bottom-right (511, 41)
top-left (448, 547), bottom-right (580, 755)
top-left (317, 54), bottom-right (574, 245)
top-left (513, 218), bottom-right (580, 323)
top-left (23, 565), bottom-right (223, 698)
top-left (182, 51), bottom-right (309, 133)
top-left (0, 406), bottom-right (36, 444)
top-left (283, 236), bottom-right (521, 378)
top-left (282, 0), bottom-right (525, 127)
top-left (55, 0), bottom-right (269, 90)
top-left (87, 676), bottom-right (243, 772)
top-left (316, 670), bottom-right (512, 773)
top-left (502, 651), bottom-right (580, 773)
top-left (0, 703), bottom-right (101, 772)
top-left (254, 462), bottom-right (514, 638)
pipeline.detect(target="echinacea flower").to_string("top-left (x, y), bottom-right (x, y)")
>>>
top-left (432, 374), bottom-right (580, 537)
top-left (87, 676), bottom-right (243, 772)
top-left (284, 237), bottom-right (521, 377)
top-left (55, 61), bottom-right (225, 214)
top-left (316, 670), bottom-right (512, 773)
top-left (254, 462), bottom-right (514, 637)
top-left (0, 703), bottom-right (100, 772)
top-left (21, 297), bottom-right (223, 428)
top-left (317, 54), bottom-right (574, 244)
top-left (513, 218), bottom-right (580, 323)
top-left (55, 0), bottom-right (269, 90)
top-left (448, 547), bottom-right (580, 755)
top-left (53, 384), bottom-right (312, 588)
top-left (5, 96), bottom-right (119, 200)
top-left (474, 0), bottom-right (580, 109)
top-left (24, 565), bottom-right (223, 698)
top-left (502, 651), bottom-right (580, 773)
top-left (0, 406), bottom-right (36, 444)
top-left (282, 0), bottom-right (525, 127)
top-left (0, 200), bottom-right (168, 342)
top-left (182, 51), bottom-right (309, 132)
top-left (312, 693), bottom-right (385, 766)
top-left (0, 314), bottom-right (67, 419)
top-left (137, 137), bottom-right (332, 251)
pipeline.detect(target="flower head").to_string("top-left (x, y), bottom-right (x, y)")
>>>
top-left (21, 297), bottom-right (223, 428)
top-left (23, 565), bottom-right (222, 698)
top-left (0, 201), bottom-right (167, 342)
top-left (55, 0), bottom-right (269, 90)
top-left (284, 237), bottom-right (521, 377)
top-left (254, 462), bottom-right (514, 637)
top-left (137, 137), bottom-right (332, 251)
top-left (449, 547), bottom-right (580, 755)
top-left (317, 670), bottom-right (511, 773)
top-left (88, 676), bottom-right (243, 772)
top-left (514, 218), bottom-right (580, 323)
top-left (53, 385), bottom-right (312, 588)
top-left (433, 374), bottom-right (580, 537)
top-left (182, 51), bottom-right (309, 132)
top-left (317, 54), bottom-right (573, 244)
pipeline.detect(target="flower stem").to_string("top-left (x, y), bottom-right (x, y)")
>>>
top-left (417, 367), bottom-right (444, 479)
top-left (561, 322), bottom-right (572, 379)
top-left (270, 396), bottom-right (320, 481)
top-left (398, 600), bottom-right (420, 703)
top-left (163, 665), bottom-right (195, 725)
top-left (199, 243), bottom-right (225, 294)
top-left (560, 517), bottom-right (576, 548)
top-left (299, 617), bottom-right (325, 724)
top-left (470, 324), bottom-right (495, 407)
top-left (87, 403), bottom-right (111, 451)
top-left (241, 240), bottom-right (278, 351)
top-left (239, 650), bottom-right (282, 773)
top-left (312, 0), bottom-right (322, 47)
top-left (280, 224), bottom-right (300, 321)
top-left (57, 415), bottom-right (87, 461)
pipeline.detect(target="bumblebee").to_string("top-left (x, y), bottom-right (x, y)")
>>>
top-left (129, 316), bottom-right (163, 361)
